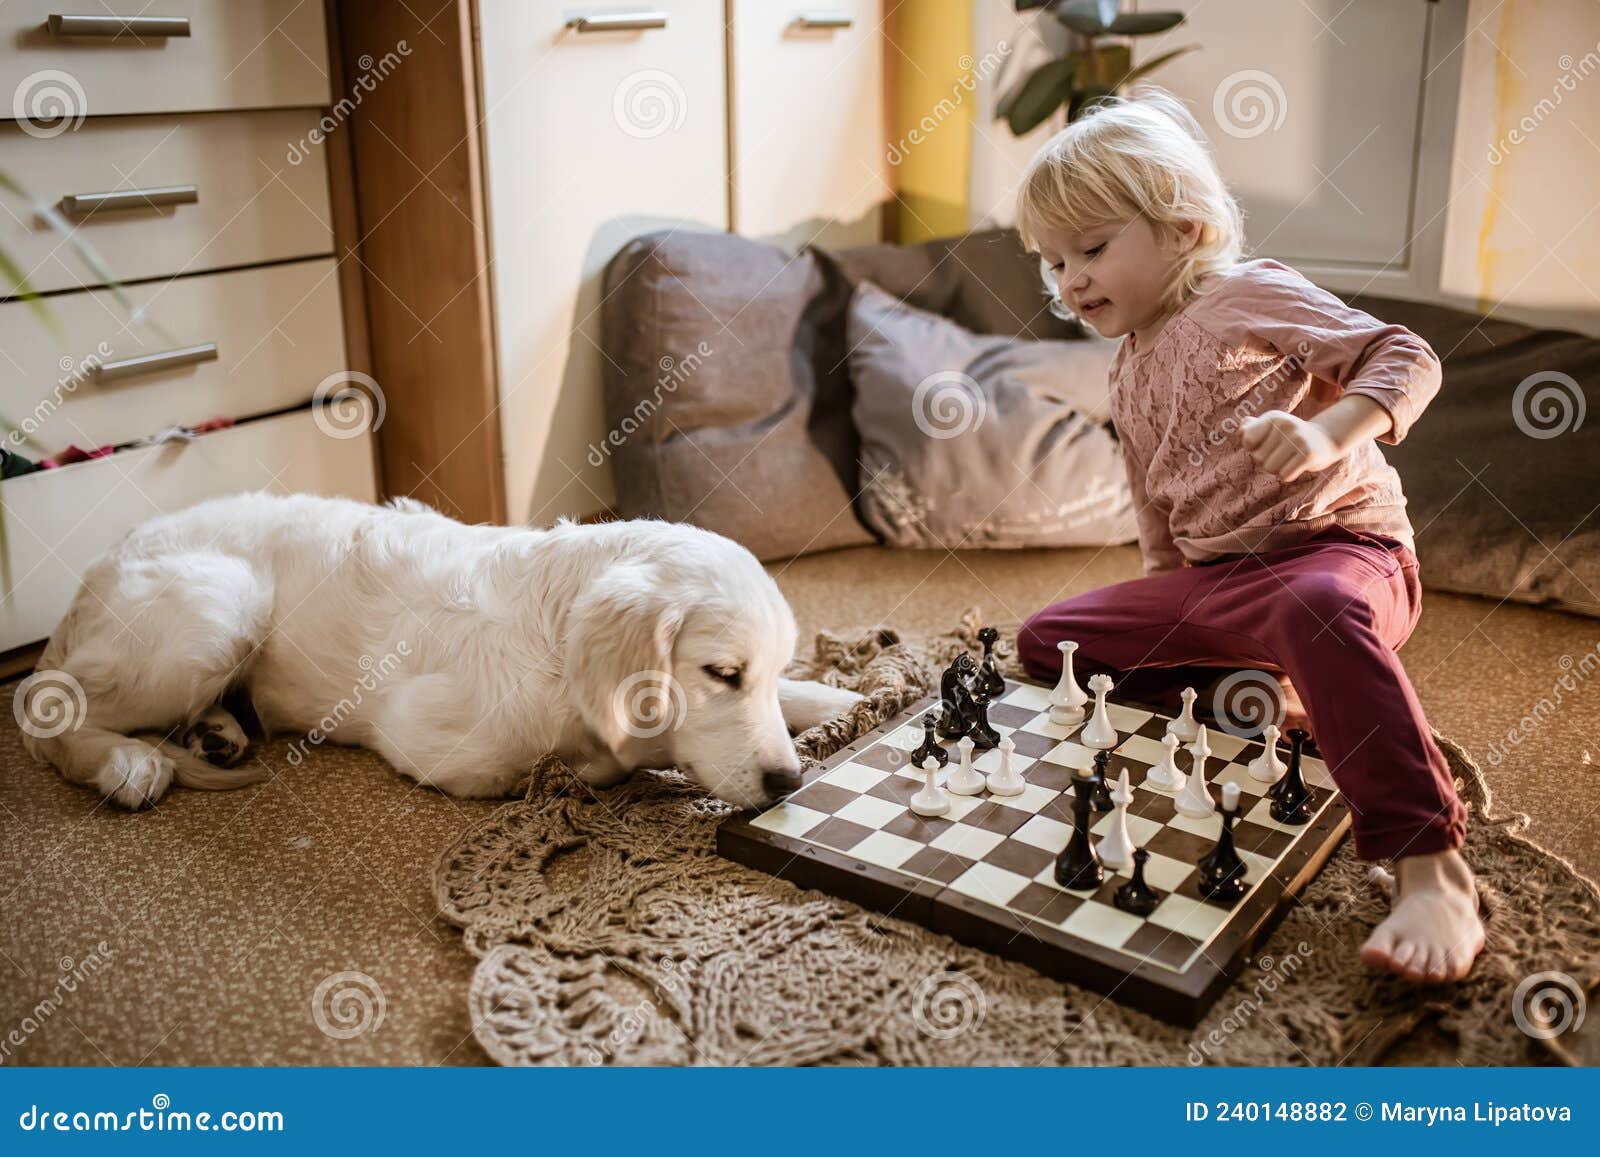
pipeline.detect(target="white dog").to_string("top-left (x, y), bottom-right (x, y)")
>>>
top-left (22, 493), bottom-right (863, 811)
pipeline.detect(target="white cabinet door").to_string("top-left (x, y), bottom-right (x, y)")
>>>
top-left (476, 1), bottom-right (729, 524)
top-left (729, 0), bottom-right (889, 252)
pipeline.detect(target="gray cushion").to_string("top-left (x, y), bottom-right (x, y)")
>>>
top-left (1344, 292), bottom-right (1599, 618)
top-left (848, 280), bottom-right (1136, 549)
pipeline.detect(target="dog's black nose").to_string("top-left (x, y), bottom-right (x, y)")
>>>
top-left (762, 768), bottom-right (803, 800)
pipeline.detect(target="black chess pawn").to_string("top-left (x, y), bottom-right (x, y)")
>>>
top-left (1091, 751), bottom-right (1114, 812)
top-left (937, 653), bottom-right (978, 739)
top-left (1269, 727), bottom-right (1315, 825)
top-left (1054, 769), bottom-right (1104, 891)
top-left (1114, 847), bottom-right (1160, 916)
top-left (1198, 788), bottom-right (1250, 905)
top-left (967, 689), bottom-right (1001, 750)
top-left (975, 626), bottom-right (1006, 700)
top-left (910, 712), bottom-right (948, 769)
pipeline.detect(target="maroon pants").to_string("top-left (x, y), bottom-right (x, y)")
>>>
top-left (1018, 524), bottom-right (1466, 861)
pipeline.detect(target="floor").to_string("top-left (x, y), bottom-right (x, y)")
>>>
top-left (2, 543), bottom-right (1595, 1065)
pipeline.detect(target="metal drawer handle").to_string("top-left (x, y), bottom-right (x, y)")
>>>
top-left (93, 343), bottom-right (217, 384)
top-left (566, 11), bottom-right (669, 33)
top-left (47, 14), bottom-right (192, 37)
top-left (795, 11), bottom-right (854, 29)
top-left (60, 185), bottom-right (198, 217)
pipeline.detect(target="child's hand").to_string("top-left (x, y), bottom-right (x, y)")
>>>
top-left (1239, 411), bottom-right (1343, 482)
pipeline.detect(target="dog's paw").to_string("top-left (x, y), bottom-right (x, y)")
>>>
top-left (779, 679), bottom-right (866, 734)
top-left (100, 743), bottom-right (174, 810)
top-left (183, 706), bottom-right (248, 767)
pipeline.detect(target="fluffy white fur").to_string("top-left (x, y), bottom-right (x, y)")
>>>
top-left (24, 493), bottom-right (864, 811)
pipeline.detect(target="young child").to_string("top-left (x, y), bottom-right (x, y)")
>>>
top-left (1012, 88), bottom-right (1483, 985)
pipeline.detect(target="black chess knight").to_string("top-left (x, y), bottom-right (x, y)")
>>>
top-left (937, 652), bottom-right (979, 739)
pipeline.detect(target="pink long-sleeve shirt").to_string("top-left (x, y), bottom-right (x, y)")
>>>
top-left (1107, 258), bottom-right (1441, 573)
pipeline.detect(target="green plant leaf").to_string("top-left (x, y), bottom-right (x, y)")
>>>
top-left (1107, 11), bottom-right (1185, 35)
top-left (1013, 0), bottom-right (1056, 10)
top-left (1001, 58), bottom-right (1075, 135)
top-left (1054, 0), bottom-right (1115, 35)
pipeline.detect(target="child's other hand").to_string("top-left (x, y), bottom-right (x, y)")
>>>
top-left (1239, 411), bottom-right (1343, 482)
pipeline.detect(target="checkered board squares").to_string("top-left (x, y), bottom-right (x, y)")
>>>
top-left (719, 679), bottom-right (1351, 1026)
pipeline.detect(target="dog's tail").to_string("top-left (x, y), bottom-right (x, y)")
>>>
top-left (156, 739), bottom-right (271, 791)
top-left (24, 727), bottom-right (268, 795)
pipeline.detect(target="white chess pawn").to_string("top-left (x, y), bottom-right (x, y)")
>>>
top-left (1049, 641), bottom-right (1089, 724)
top-left (1175, 723), bottom-right (1216, 818)
top-left (1247, 723), bottom-right (1287, 783)
top-left (1145, 732), bottom-right (1187, 792)
top-left (1167, 686), bottom-right (1200, 743)
top-left (1079, 673), bottom-right (1118, 749)
top-left (1096, 768), bottom-right (1137, 869)
top-left (985, 735), bottom-right (1024, 796)
top-left (910, 756), bottom-right (950, 816)
top-left (947, 735), bottom-right (986, 796)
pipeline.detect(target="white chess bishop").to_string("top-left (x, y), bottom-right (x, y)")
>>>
top-left (986, 734), bottom-right (1024, 796)
top-left (947, 735), bottom-right (986, 796)
top-left (1248, 723), bottom-right (1288, 783)
top-left (1175, 724), bottom-right (1217, 818)
top-left (1079, 673), bottom-right (1118, 749)
top-left (1096, 768), bottom-right (1137, 870)
top-left (1049, 640), bottom-right (1089, 724)
top-left (1145, 731), bottom-right (1187, 792)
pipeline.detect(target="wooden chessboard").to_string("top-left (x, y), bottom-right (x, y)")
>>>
top-left (717, 678), bottom-right (1350, 1025)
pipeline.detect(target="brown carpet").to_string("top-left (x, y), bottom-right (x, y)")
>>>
top-left (2, 542), bottom-right (1597, 1064)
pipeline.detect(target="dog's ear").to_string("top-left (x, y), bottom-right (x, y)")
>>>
top-left (566, 563), bottom-right (686, 759)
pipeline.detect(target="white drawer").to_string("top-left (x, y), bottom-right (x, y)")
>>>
top-left (0, 408), bottom-right (376, 652)
top-left (1, 0), bottom-right (330, 119)
top-left (729, 1), bottom-right (887, 252)
top-left (0, 258), bottom-right (346, 455)
top-left (0, 110), bottom-right (333, 294)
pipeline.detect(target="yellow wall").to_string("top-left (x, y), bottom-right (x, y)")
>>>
top-left (888, 0), bottom-right (975, 243)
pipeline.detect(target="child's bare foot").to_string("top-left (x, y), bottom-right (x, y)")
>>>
top-left (1360, 849), bottom-right (1484, 983)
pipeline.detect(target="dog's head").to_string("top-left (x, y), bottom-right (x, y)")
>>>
top-left (566, 531), bottom-right (802, 809)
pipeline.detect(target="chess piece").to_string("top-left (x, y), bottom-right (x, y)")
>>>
top-left (910, 712), bottom-right (948, 770)
top-left (1090, 750), bottom-right (1114, 812)
top-left (1145, 732), bottom-right (1186, 792)
top-left (937, 653), bottom-right (978, 739)
top-left (1097, 768), bottom-right (1137, 870)
top-left (947, 736), bottom-right (986, 796)
top-left (910, 756), bottom-right (950, 817)
top-left (1174, 724), bottom-right (1216, 818)
top-left (1080, 673), bottom-right (1118, 749)
top-left (1049, 640), bottom-right (1089, 725)
top-left (1197, 782), bottom-right (1250, 904)
top-left (1247, 723), bottom-right (1286, 784)
top-left (1269, 727), bottom-right (1315, 825)
top-left (967, 688), bottom-right (1001, 751)
top-left (1054, 768), bottom-right (1104, 891)
top-left (985, 734), bottom-right (1024, 796)
top-left (975, 627), bottom-right (1006, 700)
top-left (1113, 847), bottom-right (1160, 916)
top-left (1166, 686), bottom-right (1200, 743)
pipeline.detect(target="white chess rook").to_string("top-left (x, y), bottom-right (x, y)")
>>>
top-left (1080, 673), bottom-right (1118, 749)
top-left (1175, 724), bottom-right (1216, 818)
top-left (911, 755), bottom-right (950, 817)
top-left (986, 734), bottom-right (1024, 796)
top-left (1049, 640), bottom-right (1089, 724)
top-left (947, 735), bottom-right (986, 796)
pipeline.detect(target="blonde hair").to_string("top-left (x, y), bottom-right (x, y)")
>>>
top-left (1014, 86), bottom-right (1244, 317)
